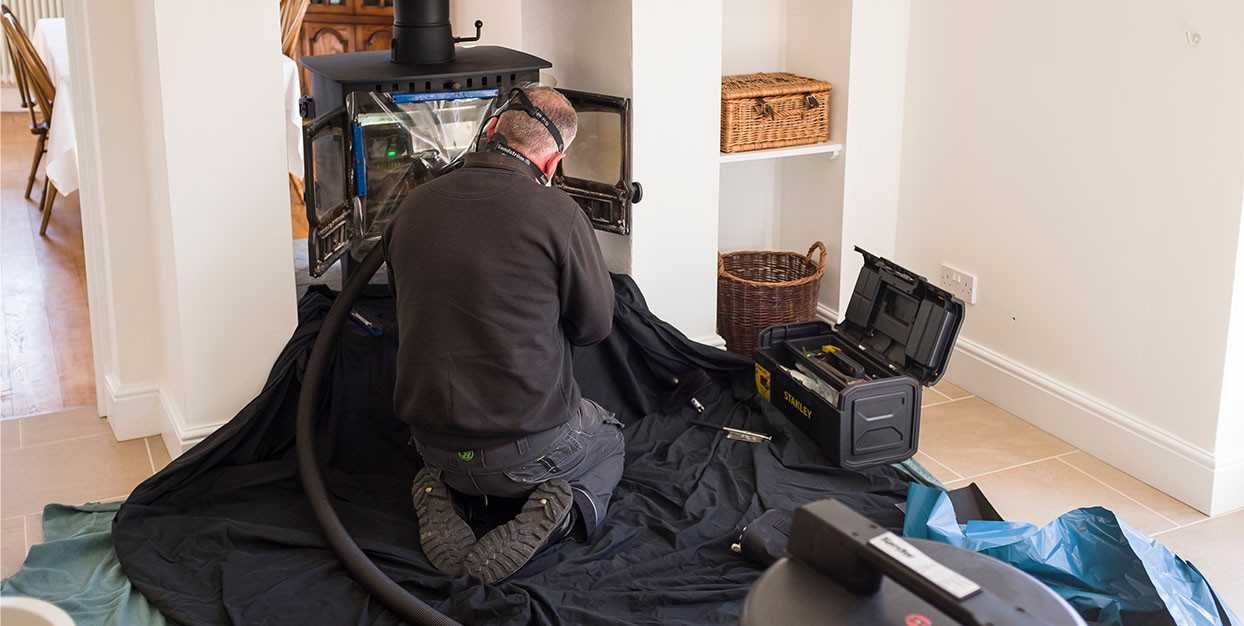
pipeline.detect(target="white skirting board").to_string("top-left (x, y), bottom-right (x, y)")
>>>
top-left (102, 375), bottom-right (162, 441)
top-left (103, 375), bottom-right (221, 459)
top-left (157, 390), bottom-right (225, 459)
top-left (944, 338), bottom-right (1242, 516)
top-left (814, 304), bottom-right (1242, 515)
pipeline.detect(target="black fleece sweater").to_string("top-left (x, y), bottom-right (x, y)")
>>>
top-left (382, 151), bottom-right (613, 449)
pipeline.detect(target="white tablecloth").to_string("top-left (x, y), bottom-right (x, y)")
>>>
top-left (31, 18), bottom-right (76, 194)
top-left (31, 18), bottom-right (305, 196)
top-left (281, 54), bottom-right (304, 179)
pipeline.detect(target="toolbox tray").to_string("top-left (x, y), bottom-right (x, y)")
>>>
top-left (755, 247), bottom-right (964, 469)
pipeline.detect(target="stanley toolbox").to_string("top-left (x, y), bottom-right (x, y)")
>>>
top-left (754, 247), bottom-right (964, 469)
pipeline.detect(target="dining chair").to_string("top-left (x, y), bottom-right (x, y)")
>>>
top-left (1, 4), bottom-right (58, 235)
top-left (279, 0), bottom-right (310, 204)
top-left (279, 0), bottom-right (310, 57)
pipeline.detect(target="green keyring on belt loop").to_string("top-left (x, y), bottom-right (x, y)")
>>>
top-left (457, 450), bottom-right (475, 462)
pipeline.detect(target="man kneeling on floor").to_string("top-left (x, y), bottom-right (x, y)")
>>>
top-left (382, 86), bottom-right (624, 583)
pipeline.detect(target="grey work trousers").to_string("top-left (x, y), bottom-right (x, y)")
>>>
top-left (414, 398), bottom-right (625, 536)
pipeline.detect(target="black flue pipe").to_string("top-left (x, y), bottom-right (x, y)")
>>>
top-left (392, 0), bottom-right (455, 65)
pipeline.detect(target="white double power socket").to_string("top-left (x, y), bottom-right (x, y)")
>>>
top-left (939, 264), bottom-right (978, 305)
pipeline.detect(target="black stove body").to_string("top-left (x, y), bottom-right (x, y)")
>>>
top-left (299, 0), bottom-right (638, 277)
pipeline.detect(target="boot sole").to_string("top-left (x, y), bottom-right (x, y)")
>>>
top-left (411, 468), bottom-right (477, 576)
top-left (462, 479), bottom-right (574, 583)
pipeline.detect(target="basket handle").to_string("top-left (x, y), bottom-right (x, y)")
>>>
top-left (754, 94), bottom-right (820, 120)
top-left (718, 252), bottom-right (726, 277)
top-left (754, 97), bottom-right (775, 120)
top-left (806, 241), bottom-right (826, 271)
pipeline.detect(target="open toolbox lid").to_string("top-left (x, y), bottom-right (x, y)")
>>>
top-left (836, 246), bottom-right (964, 385)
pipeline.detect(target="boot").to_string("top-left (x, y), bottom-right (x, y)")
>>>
top-left (461, 479), bottom-right (575, 583)
top-left (411, 468), bottom-right (478, 576)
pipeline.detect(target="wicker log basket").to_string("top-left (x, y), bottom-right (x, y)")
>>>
top-left (718, 242), bottom-right (827, 357)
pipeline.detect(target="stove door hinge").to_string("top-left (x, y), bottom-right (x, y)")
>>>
top-left (299, 96), bottom-right (316, 120)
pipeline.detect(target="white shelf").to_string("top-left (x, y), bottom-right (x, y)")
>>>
top-left (719, 142), bottom-right (843, 164)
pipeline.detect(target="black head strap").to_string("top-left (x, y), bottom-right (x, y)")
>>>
top-left (498, 88), bottom-right (564, 152)
top-left (482, 88), bottom-right (566, 184)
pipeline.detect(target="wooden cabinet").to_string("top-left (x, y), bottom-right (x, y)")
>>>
top-left (356, 24), bottom-right (392, 52)
top-left (295, 0), bottom-right (395, 95)
top-left (304, 23), bottom-right (353, 57)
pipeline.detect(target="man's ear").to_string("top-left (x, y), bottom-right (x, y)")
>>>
top-left (485, 117), bottom-right (499, 139)
top-left (542, 152), bottom-right (566, 179)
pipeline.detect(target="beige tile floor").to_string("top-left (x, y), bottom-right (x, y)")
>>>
top-left (1, 406), bottom-right (171, 576)
top-left (915, 383), bottom-right (1244, 611)
top-left (1, 385), bottom-right (1241, 614)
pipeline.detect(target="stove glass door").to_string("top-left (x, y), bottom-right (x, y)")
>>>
top-left (303, 106), bottom-right (354, 277)
top-left (554, 89), bottom-right (636, 235)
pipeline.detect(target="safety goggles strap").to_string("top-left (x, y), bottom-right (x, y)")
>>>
top-left (498, 88), bottom-right (565, 153)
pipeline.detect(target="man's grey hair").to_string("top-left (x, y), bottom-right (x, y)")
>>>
top-left (496, 86), bottom-right (578, 159)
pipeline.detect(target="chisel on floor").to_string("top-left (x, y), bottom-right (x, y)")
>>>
top-left (690, 420), bottom-right (771, 443)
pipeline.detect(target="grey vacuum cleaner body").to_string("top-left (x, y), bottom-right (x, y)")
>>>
top-left (739, 499), bottom-right (1087, 626)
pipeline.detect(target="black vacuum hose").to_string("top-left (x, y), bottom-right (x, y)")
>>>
top-left (295, 245), bottom-right (462, 626)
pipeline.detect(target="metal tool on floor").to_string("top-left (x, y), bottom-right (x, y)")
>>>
top-left (690, 420), bottom-right (771, 443)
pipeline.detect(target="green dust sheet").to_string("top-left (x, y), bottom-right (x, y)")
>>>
top-left (2, 502), bottom-right (166, 626)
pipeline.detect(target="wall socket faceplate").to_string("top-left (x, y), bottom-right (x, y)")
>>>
top-left (939, 264), bottom-right (978, 304)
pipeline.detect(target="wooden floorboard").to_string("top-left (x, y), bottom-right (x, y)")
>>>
top-left (290, 176), bottom-right (308, 239)
top-left (27, 179), bottom-right (95, 408)
top-left (1, 186), bottom-right (66, 417)
top-left (1, 112), bottom-right (93, 418)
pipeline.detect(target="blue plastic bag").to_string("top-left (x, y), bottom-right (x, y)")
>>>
top-left (903, 483), bottom-right (1239, 626)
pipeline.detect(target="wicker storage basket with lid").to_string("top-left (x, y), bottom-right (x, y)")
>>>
top-left (721, 72), bottom-right (832, 153)
top-left (718, 242), bottom-right (826, 357)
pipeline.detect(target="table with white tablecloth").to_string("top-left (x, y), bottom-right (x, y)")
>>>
top-left (30, 18), bottom-right (305, 197)
top-left (30, 17), bottom-right (75, 194)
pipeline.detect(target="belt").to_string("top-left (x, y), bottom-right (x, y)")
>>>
top-left (417, 419), bottom-right (570, 461)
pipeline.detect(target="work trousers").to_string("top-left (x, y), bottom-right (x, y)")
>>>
top-left (414, 398), bottom-right (625, 536)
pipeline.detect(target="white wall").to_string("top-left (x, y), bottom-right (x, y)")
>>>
top-left (896, 0), bottom-right (1244, 513)
top-left (450, 0), bottom-right (521, 50)
top-left (627, 0), bottom-right (722, 342)
top-left (64, 0), bottom-right (163, 431)
top-left (833, 0), bottom-right (910, 312)
top-left (522, 0), bottom-right (722, 343)
top-left (69, 0), bottom-right (298, 454)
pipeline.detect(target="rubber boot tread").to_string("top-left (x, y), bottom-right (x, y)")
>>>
top-left (462, 479), bottom-right (574, 583)
top-left (412, 468), bottom-right (477, 576)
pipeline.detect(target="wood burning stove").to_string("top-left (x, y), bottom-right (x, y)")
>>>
top-left (300, 0), bottom-right (640, 277)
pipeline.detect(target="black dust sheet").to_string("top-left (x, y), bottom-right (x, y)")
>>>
top-left (113, 277), bottom-right (912, 625)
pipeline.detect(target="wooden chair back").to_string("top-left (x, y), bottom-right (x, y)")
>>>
top-left (1, 4), bottom-right (39, 128)
top-left (1, 5), bottom-right (54, 121)
top-left (279, 0), bottom-right (309, 57)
